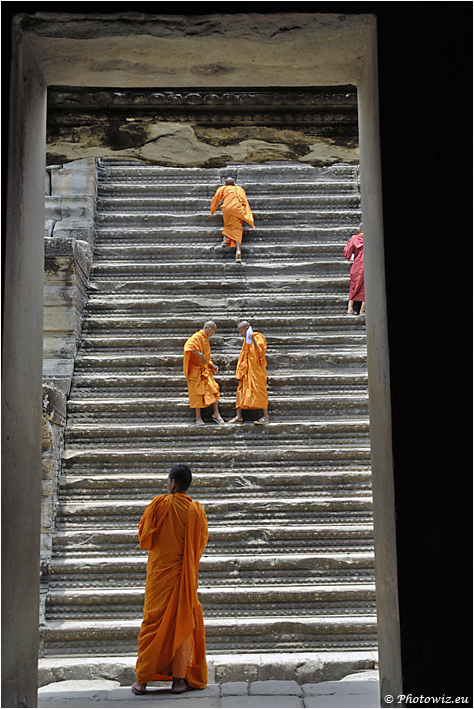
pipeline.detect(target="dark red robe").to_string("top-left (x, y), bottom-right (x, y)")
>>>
top-left (344, 233), bottom-right (365, 301)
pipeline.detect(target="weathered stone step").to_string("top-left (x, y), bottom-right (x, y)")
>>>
top-left (84, 294), bottom-right (353, 316)
top-left (64, 420), bottom-right (370, 448)
top-left (81, 314), bottom-right (366, 335)
top-left (89, 276), bottom-right (351, 295)
top-left (95, 209), bottom-right (361, 227)
top-left (62, 445), bottom-right (371, 470)
top-left (72, 348), bottom-right (367, 370)
top-left (78, 333), bottom-right (367, 352)
top-left (42, 614), bottom-right (377, 655)
top-left (68, 373), bottom-right (368, 397)
top-left (99, 180), bottom-right (359, 197)
top-left (58, 469), bottom-right (372, 497)
top-left (97, 194), bottom-right (361, 212)
top-left (51, 524), bottom-right (374, 556)
top-left (45, 583), bottom-right (375, 621)
top-left (93, 226), bottom-right (356, 244)
top-left (54, 496), bottom-right (373, 529)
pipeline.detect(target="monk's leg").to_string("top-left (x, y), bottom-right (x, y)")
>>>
top-left (360, 301), bottom-right (365, 314)
top-left (233, 406), bottom-right (244, 422)
top-left (194, 407), bottom-right (204, 424)
top-left (211, 400), bottom-right (224, 423)
top-left (347, 299), bottom-right (355, 314)
top-left (262, 407), bottom-right (269, 423)
top-left (171, 635), bottom-right (192, 693)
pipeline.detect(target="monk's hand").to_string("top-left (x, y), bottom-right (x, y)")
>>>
top-left (212, 364), bottom-right (219, 374)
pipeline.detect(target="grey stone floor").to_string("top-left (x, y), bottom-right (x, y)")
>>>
top-left (38, 671), bottom-right (380, 708)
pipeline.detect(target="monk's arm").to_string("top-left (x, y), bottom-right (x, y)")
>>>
top-left (343, 238), bottom-right (356, 261)
top-left (210, 187), bottom-right (224, 215)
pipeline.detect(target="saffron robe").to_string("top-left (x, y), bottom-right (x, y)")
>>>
top-left (136, 493), bottom-right (209, 688)
top-left (183, 330), bottom-right (220, 409)
top-left (210, 184), bottom-right (255, 247)
top-left (344, 233), bottom-right (365, 301)
top-left (235, 331), bottom-right (268, 409)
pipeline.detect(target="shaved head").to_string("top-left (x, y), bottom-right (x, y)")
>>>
top-left (238, 321), bottom-right (250, 329)
top-left (225, 177), bottom-right (235, 185)
top-left (203, 321), bottom-right (217, 330)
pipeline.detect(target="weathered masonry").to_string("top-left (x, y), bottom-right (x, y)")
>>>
top-left (39, 86), bottom-right (376, 685)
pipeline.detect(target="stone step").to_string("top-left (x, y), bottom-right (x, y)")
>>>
top-left (88, 275), bottom-right (351, 294)
top-left (95, 209), bottom-right (361, 227)
top-left (57, 469), bottom-right (372, 497)
top-left (80, 314), bottom-right (366, 335)
top-left (64, 420), bottom-right (371, 448)
top-left (96, 194), bottom-right (361, 212)
top-left (98, 180), bottom-right (359, 196)
top-left (72, 349), bottom-right (367, 370)
top-left (54, 495), bottom-right (373, 528)
top-left (51, 524), bottom-right (374, 555)
top-left (45, 583), bottom-right (376, 621)
top-left (42, 614), bottom-right (377, 655)
top-left (93, 226), bottom-right (356, 245)
top-left (61, 445), bottom-right (371, 470)
top-left (78, 333), bottom-right (367, 352)
top-left (83, 294), bottom-right (354, 316)
top-left (68, 371), bottom-right (368, 394)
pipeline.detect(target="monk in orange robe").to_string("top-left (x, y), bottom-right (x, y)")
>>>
top-left (210, 177), bottom-right (255, 262)
top-left (183, 321), bottom-right (225, 425)
top-left (228, 321), bottom-right (269, 425)
top-left (132, 464), bottom-right (209, 696)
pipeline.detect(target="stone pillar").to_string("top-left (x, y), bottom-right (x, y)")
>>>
top-left (1, 19), bottom-right (47, 708)
top-left (43, 158), bottom-right (97, 395)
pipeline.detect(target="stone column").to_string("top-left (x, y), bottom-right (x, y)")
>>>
top-left (1, 20), bottom-right (47, 708)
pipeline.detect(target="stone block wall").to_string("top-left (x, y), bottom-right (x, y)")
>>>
top-left (40, 158), bottom-right (98, 614)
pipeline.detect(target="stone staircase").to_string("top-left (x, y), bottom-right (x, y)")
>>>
top-left (41, 160), bottom-right (376, 661)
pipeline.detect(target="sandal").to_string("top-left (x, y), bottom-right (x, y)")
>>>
top-left (131, 683), bottom-right (147, 696)
top-left (254, 417), bottom-right (269, 425)
top-left (235, 256), bottom-right (242, 263)
top-left (212, 416), bottom-right (225, 424)
top-left (194, 420), bottom-right (205, 426)
top-left (228, 417), bottom-right (243, 424)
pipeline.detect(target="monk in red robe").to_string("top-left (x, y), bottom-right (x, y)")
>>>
top-left (228, 321), bottom-right (269, 425)
top-left (132, 464), bottom-right (209, 696)
top-left (344, 223), bottom-right (365, 315)
top-left (210, 177), bottom-right (255, 262)
top-left (183, 321), bottom-right (225, 425)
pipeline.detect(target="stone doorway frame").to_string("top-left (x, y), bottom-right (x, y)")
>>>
top-left (2, 12), bottom-right (399, 707)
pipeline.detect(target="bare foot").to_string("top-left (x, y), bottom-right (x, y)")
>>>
top-left (171, 678), bottom-right (192, 694)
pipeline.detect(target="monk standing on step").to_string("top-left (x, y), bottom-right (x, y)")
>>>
top-left (210, 177), bottom-right (255, 263)
top-left (228, 321), bottom-right (269, 425)
top-left (132, 464), bottom-right (209, 696)
top-left (344, 223), bottom-right (365, 315)
top-left (183, 321), bottom-right (225, 425)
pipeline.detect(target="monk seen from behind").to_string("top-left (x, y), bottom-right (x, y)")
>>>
top-left (132, 464), bottom-right (209, 696)
top-left (210, 176), bottom-right (255, 262)
top-left (183, 321), bottom-right (225, 425)
top-left (344, 222), bottom-right (365, 315)
top-left (228, 321), bottom-right (269, 425)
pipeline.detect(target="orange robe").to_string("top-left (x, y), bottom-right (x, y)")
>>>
top-left (136, 493), bottom-right (209, 688)
top-left (210, 184), bottom-right (255, 247)
top-left (235, 331), bottom-right (268, 409)
top-left (183, 330), bottom-right (220, 409)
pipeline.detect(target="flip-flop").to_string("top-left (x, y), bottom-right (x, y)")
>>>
top-left (171, 680), bottom-right (193, 694)
top-left (131, 683), bottom-right (147, 695)
top-left (212, 416), bottom-right (225, 424)
top-left (254, 417), bottom-right (269, 425)
top-left (235, 257), bottom-right (242, 263)
top-left (228, 417), bottom-right (243, 424)
top-left (194, 420), bottom-right (205, 426)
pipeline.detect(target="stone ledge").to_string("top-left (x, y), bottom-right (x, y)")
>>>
top-left (38, 651), bottom-right (378, 688)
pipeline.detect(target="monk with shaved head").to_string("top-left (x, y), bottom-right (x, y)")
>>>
top-left (228, 321), bottom-right (269, 425)
top-left (210, 176), bottom-right (255, 262)
top-left (133, 464), bottom-right (208, 696)
top-left (183, 322), bottom-right (225, 425)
